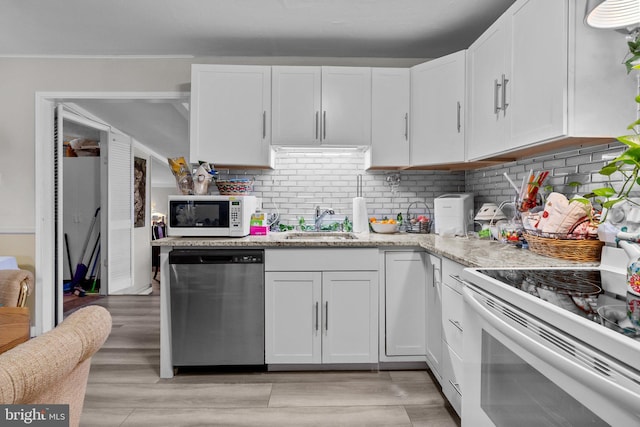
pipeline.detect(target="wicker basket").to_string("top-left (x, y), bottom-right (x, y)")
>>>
top-left (405, 201), bottom-right (433, 234)
top-left (215, 179), bottom-right (253, 196)
top-left (524, 231), bottom-right (604, 262)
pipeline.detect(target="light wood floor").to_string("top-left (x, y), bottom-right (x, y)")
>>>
top-left (81, 279), bottom-right (461, 426)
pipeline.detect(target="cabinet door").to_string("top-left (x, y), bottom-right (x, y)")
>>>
top-left (271, 66), bottom-right (322, 145)
top-left (384, 251), bottom-right (427, 356)
top-left (265, 271), bottom-right (322, 364)
top-left (507, 0), bottom-right (567, 149)
top-left (321, 67), bottom-right (372, 146)
top-left (190, 65), bottom-right (271, 167)
top-left (370, 68), bottom-right (410, 167)
top-left (410, 51), bottom-right (466, 166)
top-left (426, 254), bottom-right (442, 380)
top-left (322, 271), bottom-right (378, 363)
top-left (466, 17), bottom-right (509, 160)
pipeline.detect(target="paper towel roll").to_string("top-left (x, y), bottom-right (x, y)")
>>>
top-left (352, 197), bottom-right (369, 234)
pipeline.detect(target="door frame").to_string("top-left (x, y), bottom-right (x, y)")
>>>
top-left (35, 91), bottom-right (188, 334)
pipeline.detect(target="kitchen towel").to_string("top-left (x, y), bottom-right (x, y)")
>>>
top-left (352, 197), bottom-right (369, 234)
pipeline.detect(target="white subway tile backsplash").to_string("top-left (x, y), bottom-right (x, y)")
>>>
top-left (244, 151), bottom-right (465, 226)
top-left (465, 142), bottom-right (627, 210)
top-left (227, 143), bottom-right (626, 227)
top-left (566, 154), bottom-right (592, 166)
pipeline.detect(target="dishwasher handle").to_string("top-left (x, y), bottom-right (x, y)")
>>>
top-left (169, 249), bottom-right (264, 264)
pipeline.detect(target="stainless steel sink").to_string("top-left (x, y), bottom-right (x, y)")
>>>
top-left (283, 232), bottom-right (357, 240)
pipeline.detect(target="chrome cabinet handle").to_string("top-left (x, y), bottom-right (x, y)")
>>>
top-left (323, 111), bottom-right (327, 140)
top-left (449, 318), bottom-right (463, 332)
top-left (404, 113), bottom-right (409, 140)
top-left (433, 265), bottom-right (441, 288)
top-left (315, 301), bottom-right (319, 331)
top-left (494, 79), bottom-right (502, 114)
top-left (431, 264), bottom-right (436, 288)
top-left (315, 111), bottom-right (319, 140)
top-left (325, 301), bottom-right (329, 331)
top-left (262, 111), bottom-right (266, 139)
top-left (449, 274), bottom-right (464, 284)
top-left (456, 101), bottom-right (461, 133)
top-left (501, 74), bottom-right (509, 116)
top-left (449, 380), bottom-right (462, 396)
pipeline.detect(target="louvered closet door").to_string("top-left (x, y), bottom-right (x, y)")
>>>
top-left (55, 105), bottom-right (65, 323)
top-left (106, 131), bottom-right (133, 293)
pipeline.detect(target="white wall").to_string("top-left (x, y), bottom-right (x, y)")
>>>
top-left (0, 55), bottom-right (423, 268)
top-left (1, 56), bottom-right (422, 234)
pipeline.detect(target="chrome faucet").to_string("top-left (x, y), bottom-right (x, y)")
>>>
top-left (314, 206), bottom-right (335, 231)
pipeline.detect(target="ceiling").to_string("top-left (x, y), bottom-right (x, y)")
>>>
top-left (9, 0), bottom-right (516, 179)
top-left (2, 0), bottom-right (515, 58)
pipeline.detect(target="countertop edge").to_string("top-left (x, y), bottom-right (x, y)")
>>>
top-left (152, 234), bottom-right (597, 269)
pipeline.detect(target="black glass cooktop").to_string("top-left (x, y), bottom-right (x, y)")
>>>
top-left (476, 269), bottom-right (639, 338)
top-left (477, 269), bottom-right (603, 297)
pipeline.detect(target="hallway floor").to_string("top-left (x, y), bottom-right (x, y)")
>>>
top-left (80, 279), bottom-right (461, 426)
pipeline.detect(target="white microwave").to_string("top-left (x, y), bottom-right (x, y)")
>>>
top-left (167, 195), bottom-right (257, 237)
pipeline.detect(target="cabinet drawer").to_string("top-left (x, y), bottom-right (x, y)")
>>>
top-left (442, 283), bottom-right (463, 355)
top-left (442, 343), bottom-right (463, 417)
top-left (442, 258), bottom-right (465, 293)
top-left (265, 248), bottom-right (378, 271)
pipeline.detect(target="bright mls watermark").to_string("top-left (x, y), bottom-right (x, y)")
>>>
top-left (0, 405), bottom-right (69, 426)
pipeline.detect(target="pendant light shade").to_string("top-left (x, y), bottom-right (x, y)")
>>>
top-left (585, 0), bottom-right (640, 29)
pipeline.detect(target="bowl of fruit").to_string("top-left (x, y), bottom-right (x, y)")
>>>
top-left (369, 217), bottom-right (399, 234)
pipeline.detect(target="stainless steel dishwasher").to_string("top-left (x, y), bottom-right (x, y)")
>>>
top-left (169, 249), bottom-right (264, 366)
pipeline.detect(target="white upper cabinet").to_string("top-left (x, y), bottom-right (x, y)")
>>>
top-left (411, 51), bottom-right (466, 166)
top-left (466, 17), bottom-right (509, 160)
top-left (321, 66), bottom-right (372, 146)
top-left (507, 0), bottom-right (566, 149)
top-left (190, 65), bottom-right (272, 167)
top-left (270, 66), bottom-right (372, 147)
top-left (467, 0), bottom-right (637, 161)
top-left (271, 66), bottom-right (322, 145)
top-left (368, 68), bottom-right (410, 168)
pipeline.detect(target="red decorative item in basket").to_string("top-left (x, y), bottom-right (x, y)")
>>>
top-left (519, 170), bottom-right (548, 211)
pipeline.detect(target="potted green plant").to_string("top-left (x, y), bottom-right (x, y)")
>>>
top-left (624, 31), bottom-right (640, 74)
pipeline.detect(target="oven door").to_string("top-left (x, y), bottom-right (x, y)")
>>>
top-left (462, 284), bottom-right (640, 427)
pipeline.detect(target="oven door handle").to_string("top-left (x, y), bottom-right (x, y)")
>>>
top-left (463, 286), bottom-right (640, 410)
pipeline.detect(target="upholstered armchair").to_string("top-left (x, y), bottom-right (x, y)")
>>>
top-left (0, 305), bottom-right (112, 427)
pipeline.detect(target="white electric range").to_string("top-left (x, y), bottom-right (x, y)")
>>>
top-left (461, 246), bottom-right (640, 426)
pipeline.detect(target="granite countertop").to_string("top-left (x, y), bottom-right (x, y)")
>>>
top-left (153, 232), bottom-right (597, 269)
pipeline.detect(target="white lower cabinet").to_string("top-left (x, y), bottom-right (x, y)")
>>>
top-left (265, 271), bottom-right (322, 364)
top-left (442, 343), bottom-right (463, 416)
top-left (384, 251), bottom-right (427, 357)
top-left (264, 249), bottom-right (378, 365)
top-left (441, 258), bottom-right (465, 416)
top-left (426, 254), bottom-right (442, 381)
